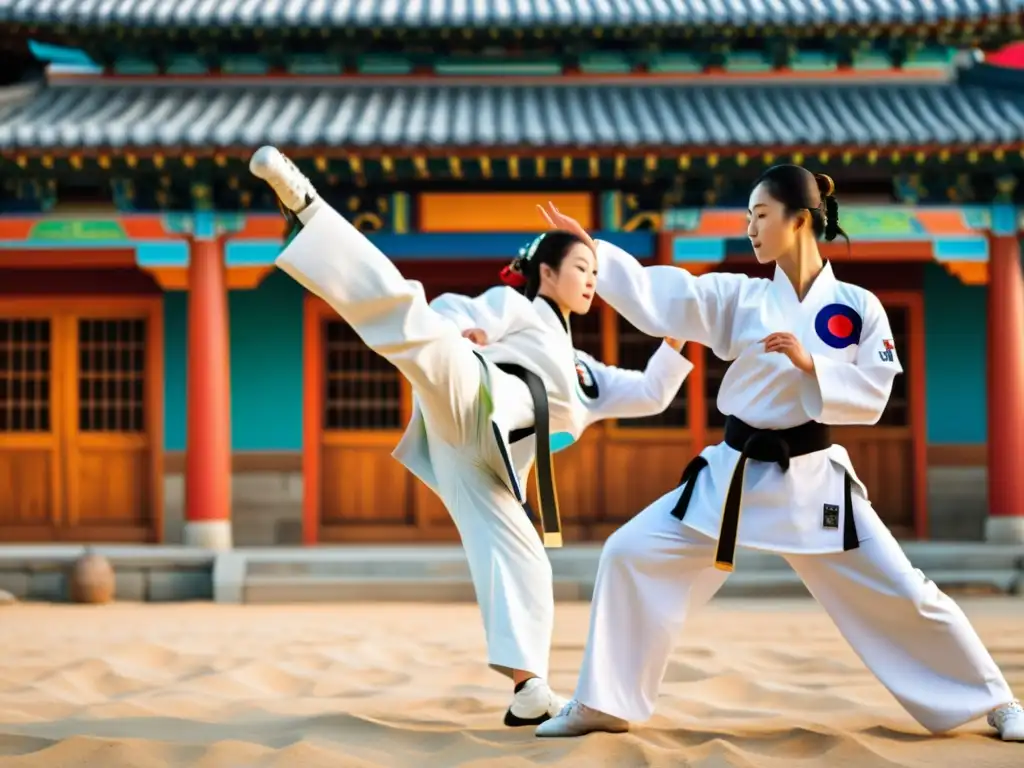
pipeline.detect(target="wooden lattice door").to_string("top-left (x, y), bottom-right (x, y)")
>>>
top-left (0, 299), bottom-right (162, 542)
top-left (312, 296), bottom-right (414, 542)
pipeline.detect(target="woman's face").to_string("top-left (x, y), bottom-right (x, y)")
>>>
top-left (746, 181), bottom-right (805, 265)
top-left (541, 243), bottom-right (597, 315)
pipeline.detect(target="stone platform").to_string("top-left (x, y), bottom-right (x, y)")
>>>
top-left (1, 542), bottom-right (1023, 603)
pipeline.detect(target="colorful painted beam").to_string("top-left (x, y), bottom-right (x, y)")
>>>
top-left (659, 204), bottom-right (1006, 285)
top-left (0, 212), bottom-right (655, 289)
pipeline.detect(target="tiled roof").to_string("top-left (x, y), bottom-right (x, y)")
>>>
top-left (1, 80), bottom-right (1023, 151)
top-left (1, 0), bottom-right (1021, 29)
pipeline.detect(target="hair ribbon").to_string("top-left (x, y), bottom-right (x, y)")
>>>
top-left (499, 233), bottom-right (547, 287)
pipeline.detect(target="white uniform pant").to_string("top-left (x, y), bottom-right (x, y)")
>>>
top-left (576, 485), bottom-right (1014, 733)
top-left (283, 202), bottom-right (554, 679)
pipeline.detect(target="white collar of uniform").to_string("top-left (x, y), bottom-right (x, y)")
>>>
top-left (533, 294), bottom-right (571, 337)
top-left (770, 259), bottom-right (837, 308)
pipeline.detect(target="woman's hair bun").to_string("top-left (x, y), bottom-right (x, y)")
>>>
top-left (815, 173), bottom-right (836, 198)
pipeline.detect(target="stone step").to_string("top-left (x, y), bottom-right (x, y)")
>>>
top-left (236, 545), bottom-right (1024, 582)
top-left (238, 568), bottom-right (1021, 604)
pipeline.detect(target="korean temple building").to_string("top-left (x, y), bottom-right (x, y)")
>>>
top-left (0, 2), bottom-right (1023, 549)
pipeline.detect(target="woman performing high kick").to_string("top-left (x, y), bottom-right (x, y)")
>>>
top-left (534, 165), bottom-right (1024, 741)
top-left (248, 146), bottom-right (693, 726)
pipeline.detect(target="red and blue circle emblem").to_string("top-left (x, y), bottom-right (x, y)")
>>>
top-left (814, 304), bottom-right (862, 349)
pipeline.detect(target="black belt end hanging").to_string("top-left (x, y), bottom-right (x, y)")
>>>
top-left (842, 471), bottom-right (860, 552)
top-left (495, 361), bottom-right (562, 549)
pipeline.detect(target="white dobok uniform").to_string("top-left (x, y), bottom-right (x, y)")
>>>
top-left (572, 240), bottom-right (1013, 734)
top-left (274, 202), bottom-right (692, 680)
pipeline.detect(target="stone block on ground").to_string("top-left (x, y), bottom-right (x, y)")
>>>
top-left (147, 569), bottom-right (214, 602)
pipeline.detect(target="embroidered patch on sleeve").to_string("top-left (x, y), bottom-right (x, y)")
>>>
top-left (878, 338), bottom-right (896, 363)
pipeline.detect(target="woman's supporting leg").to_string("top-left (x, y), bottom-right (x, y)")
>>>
top-left (786, 500), bottom-right (1021, 738)
top-left (429, 438), bottom-right (565, 724)
top-left (537, 483), bottom-right (731, 737)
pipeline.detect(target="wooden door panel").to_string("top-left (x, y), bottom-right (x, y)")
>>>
top-left (835, 428), bottom-right (914, 535)
top-left (0, 442), bottom-right (57, 525)
top-left (321, 437), bottom-right (411, 526)
top-left (601, 434), bottom-right (693, 530)
top-left (66, 316), bottom-right (154, 533)
top-left (0, 315), bottom-right (62, 534)
top-left (72, 437), bottom-right (150, 527)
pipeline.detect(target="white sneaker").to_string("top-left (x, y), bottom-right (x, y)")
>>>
top-left (988, 700), bottom-right (1024, 741)
top-left (503, 678), bottom-right (569, 727)
top-left (534, 698), bottom-right (629, 737)
top-left (248, 146), bottom-right (318, 214)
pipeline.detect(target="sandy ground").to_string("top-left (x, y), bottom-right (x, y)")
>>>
top-left (0, 598), bottom-right (1022, 768)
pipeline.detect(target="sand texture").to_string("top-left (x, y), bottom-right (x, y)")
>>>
top-left (0, 599), bottom-right (1022, 767)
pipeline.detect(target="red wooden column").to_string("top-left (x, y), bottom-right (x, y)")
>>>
top-left (986, 230), bottom-right (1024, 542)
top-left (183, 236), bottom-right (233, 549)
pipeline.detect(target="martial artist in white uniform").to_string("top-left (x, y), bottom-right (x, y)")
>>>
top-left (535, 166), bottom-right (1024, 741)
top-left (248, 146), bottom-right (693, 726)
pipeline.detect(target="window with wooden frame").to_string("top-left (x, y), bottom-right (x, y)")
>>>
top-left (0, 318), bottom-right (51, 433)
top-left (613, 314), bottom-right (688, 428)
top-left (322, 319), bottom-right (402, 430)
top-left (77, 318), bottom-right (147, 433)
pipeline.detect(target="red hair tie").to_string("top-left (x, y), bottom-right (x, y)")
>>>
top-left (500, 263), bottom-right (527, 288)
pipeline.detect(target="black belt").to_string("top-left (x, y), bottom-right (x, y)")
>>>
top-left (491, 361), bottom-right (562, 549)
top-left (670, 415), bottom-right (859, 571)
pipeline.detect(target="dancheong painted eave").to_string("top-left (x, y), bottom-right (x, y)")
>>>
top-left (1, 78), bottom-right (1024, 152)
top-left (1, 0), bottom-right (1023, 30)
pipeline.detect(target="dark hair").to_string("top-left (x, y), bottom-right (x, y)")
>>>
top-left (499, 230), bottom-right (586, 300)
top-left (754, 164), bottom-right (849, 252)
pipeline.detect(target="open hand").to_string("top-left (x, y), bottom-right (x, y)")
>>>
top-left (462, 328), bottom-right (488, 345)
top-left (761, 332), bottom-right (814, 373)
top-left (537, 201), bottom-right (597, 253)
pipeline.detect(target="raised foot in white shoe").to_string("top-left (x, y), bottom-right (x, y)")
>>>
top-left (988, 700), bottom-right (1024, 741)
top-left (534, 698), bottom-right (629, 737)
top-left (248, 146), bottom-right (318, 214)
top-left (504, 678), bottom-right (568, 727)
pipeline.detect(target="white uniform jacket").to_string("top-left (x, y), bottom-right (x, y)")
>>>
top-left (393, 287), bottom-right (693, 502)
top-left (593, 240), bottom-right (904, 553)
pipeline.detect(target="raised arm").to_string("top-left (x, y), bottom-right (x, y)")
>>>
top-left (800, 292), bottom-right (903, 425)
top-left (576, 342), bottom-right (693, 422)
top-left (594, 240), bottom-right (747, 359)
top-left (429, 285), bottom-right (536, 343)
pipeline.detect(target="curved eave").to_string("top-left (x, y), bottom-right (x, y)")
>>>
top-left (2, 79), bottom-right (1024, 155)
top-left (1, 0), bottom-right (1022, 39)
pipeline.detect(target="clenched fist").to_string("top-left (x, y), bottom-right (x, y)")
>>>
top-left (462, 328), bottom-right (488, 345)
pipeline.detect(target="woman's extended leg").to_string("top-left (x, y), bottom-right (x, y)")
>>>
top-left (787, 495), bottom-right (1022, 740)
top-left (252, 146), bottom-right (484, 448)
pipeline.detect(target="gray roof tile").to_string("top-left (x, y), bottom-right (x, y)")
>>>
top-left (1, 0), bottom-right (1022, 28)
top-left (2, 81), bottom-right (1023, 151)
